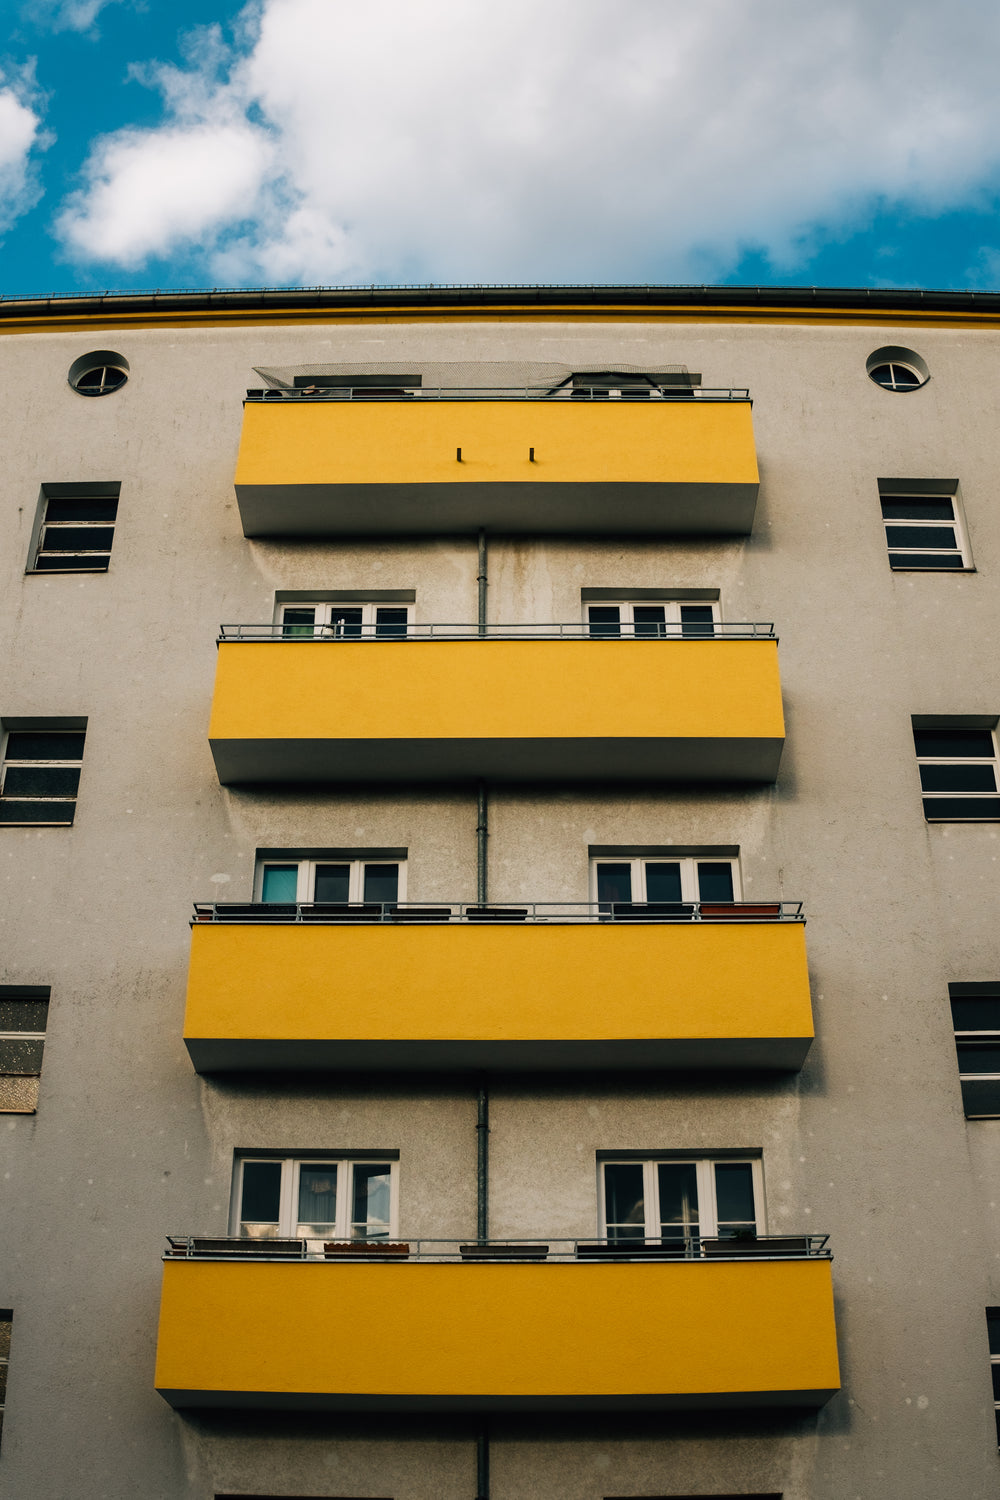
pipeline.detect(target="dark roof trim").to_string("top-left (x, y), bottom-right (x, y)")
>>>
top-left (1, 283), bottom-right (1000, 321)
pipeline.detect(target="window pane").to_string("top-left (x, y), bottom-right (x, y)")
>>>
top-left (297, 1164), bottom-right (338, 1235)
top-left (604, 1163), bottom-right (645, 1239)
top-left (0, 1318), bottom-right (11, 1358)
top-left (697, 863), bottom-right (734, 902)
top-left (352, 1163), bottom-right (391, 1238)
top-left (5, 731), bottom-right (85, 760)
top-left (314, 864), bottom-right (351, 902)
top-left (881, 498), bottom-right (954, 521)
top-left (714, 1163), bottom-right (756, 1233)
top-left (375, 607), bottom-right (408, 638)
top-left (3, 766), bottom-right (81, 798)
top-left (240, 1161), bottom-right (282, 1235)
top-left (644, 863), bottom-right (682, 902)
top-left (45, 498), bottom-right (118, 524)
top-left (0, 1038), bottom-right (44, 1074)
top-left (951, 996), bottom-right (1000, 1032)
top-left (0, 1075), bottom-right (39, 1110)
top-left (889, 553), bottom-right (965, 570)
top-left (363, 864), bottom-right (399, 903)
top-left (920, 763), bottom-right (998, 792)
top-left (924, 796), bottom-right (1000, 821)
top-left (956, 1042), bottom-right (1000, 1074)
top-left (680, 605), bottom-right (716, 637)
top-left (632, 606), bottom-right (666, 637)
top-left (34, 553), bottom-right (110, 572)
top-left (885, 525), bottom-right (958, 550)
top-left (588, 606), bottom-right (621, 637)
top-left (657, 1163), bottom-right (699, 1239)
top-left (913, 729), bottom-right (995, 758)
top-left (261, 865), bottom-right (298, 903)
top-left (888, 364), bottom-right (920, 387)
top-left (987, 1309), bottom-right (1000, 1355)
top-left (597, 863), bottom-right (632, 906)
top-left (282, 608), bottom-right (316, 637)
top-left (331, 608), bottom-right (363, 637)
top-left (0, 999), bottom-right (49, 1032)
top-left (0, 801), bottom-right (75, 824)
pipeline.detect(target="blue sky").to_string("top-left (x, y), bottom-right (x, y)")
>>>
top-left (3, 0), bottom-right (1000, 297)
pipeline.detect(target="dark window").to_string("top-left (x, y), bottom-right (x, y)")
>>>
top-left (951, 986), bottom-right (1000, 1117)
top-left (31, 491), bottom-right (120, 573)
top-left (0, 987), bottom-right (49, 1114)
top-left (913, 726), bottom-right (1000, 821)
top-left (0, 728), bottom-right (86, 826)
top-left (869, 361), bottom-right (923, 390)
top-left (881, 494), bottom-right (968, 570)
top-left (988, 1308), bottom-right (1000, 1444)
top-left (0, 1311), bottom-right (10, 1453)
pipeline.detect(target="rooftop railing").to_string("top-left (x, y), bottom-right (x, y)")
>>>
top-left (165, 1232), bottom-right (829, 1263)
top-left (218, 621), bottom-right (775, 643)
top-left (244, 385), bottom-right (750, 403)
top-left (192, 899), bottom-right (803, 926)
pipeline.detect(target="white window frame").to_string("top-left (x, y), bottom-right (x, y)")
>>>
top-left (914, 726), bottom-right (1000, 822)
top-left (254, 856), bottom-right (407, 903)
top-left (0, 727), bottom-right (86, 827)
top-left (880, 492), bottom-right (972, 571)
top-left (279, 601), bottom-right (413, 638)
top-left (589, 855), bottom-right (741, 904)
top-left (231, 1155), bottom-right (399, 1245)
top-left (583, 599), bottom-right (719, 637)
top-left (598, 1157), bottom-right (765, 1242)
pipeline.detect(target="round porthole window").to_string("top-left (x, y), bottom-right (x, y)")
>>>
top-left (68, 350), bottom-right (129, 397)
top-left (866, 345), bottom-right (929, 392)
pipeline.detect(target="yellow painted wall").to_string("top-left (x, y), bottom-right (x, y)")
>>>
top-left (234, 399), bottom-right (758, 489)
top-left (155, 1259), bottom-right (839, 1401)
top-left (184, 920), bottom-right (811, 1045)
top-left (208, 639), bottom-right (784, 744)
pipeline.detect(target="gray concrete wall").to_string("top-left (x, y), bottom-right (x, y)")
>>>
top-left (1, 311), bottom-right (999, 1497)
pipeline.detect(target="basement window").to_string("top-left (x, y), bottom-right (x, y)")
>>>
top-left (0, 724), bottom-right (86, 826)
top-left (0, 987), bottom-right (49, 1113)
top-left (232, 1154), bottom-right (399, 1245)
top-left (950, 985), bottom-right (1000, 1118)
top-left (913, 722), bottom-right (1000, 821)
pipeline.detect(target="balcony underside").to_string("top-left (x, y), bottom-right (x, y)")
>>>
top-left (235, 480), bottom-right (759, 538)
top-left (155, 1259), bottom-right (839, 1412)
top-left (208, 733), bottom-right (784, 786)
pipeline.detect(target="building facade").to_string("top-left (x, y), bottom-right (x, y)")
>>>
top-left (1, 284), bottom-right (999, 1498)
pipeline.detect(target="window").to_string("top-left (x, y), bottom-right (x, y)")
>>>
top-left (0, 1311), bottom-right (10, 1452)
top-left (280, 601), bottom-right (411, 639)
top-left (586, 600), bottom-right (717, 638)
top-left (600, 1156), bottom-right (762, 1245)
top-left (67, 350), bottom-right (129, 397)
top-left (879, 484), bottom-right (970, 571)
top-left (30, 485), bottom-right (120, 573)
top-left (988, 1308), bottom-right (1000, 1444)
top-left (913, 723), bottom-right (1000, 821)
top-left (233, 1155), bottom-right (398, 1245)
top-left (950, 984), bottom-right (1000, 1118)
top-left (866, 344), bottom-right (929, 392)
top-left (0, 724), bottom-right (86, 826)
top-left (592, 855), bottom-right (739, 910)
top-left (256, 855), bottom-right (406, 905)
top-left (0, 987), bottom-right (49, 1113)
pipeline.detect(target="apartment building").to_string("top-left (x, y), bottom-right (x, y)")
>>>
top-left (1, 283), bottom-right (999, 1499)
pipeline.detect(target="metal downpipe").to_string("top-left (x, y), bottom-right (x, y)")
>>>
top-left (477, 528), bottom-right (488, 636)
top-left (476, 1422), bottom-right (490, 1499)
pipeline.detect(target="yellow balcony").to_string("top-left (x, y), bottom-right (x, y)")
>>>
top-left (207, 635), bottom-right (785, 784)
top-left (183, 909), bottom-right (813, 1072)
top-left (154, 1250), bottom-right (840, 1411)
top-left (233, 394), bottom-right (759, 536)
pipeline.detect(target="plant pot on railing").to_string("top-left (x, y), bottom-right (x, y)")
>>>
top-left (323, 1241), bottom-right (411, 1259)
top-left (465, 907), bottom-right (529, 922)
top-left (459, 1242), bottom-right (549, 1260)
top-left (699, 902), bottom-right (782, 920)
top-left (701, 1235), bottom-right (810, 1257)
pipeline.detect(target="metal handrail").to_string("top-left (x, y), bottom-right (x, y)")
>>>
top-left (244, 385), bottom-right (750, 403)
top-left (218, 621), bottom-right (775, 643)
top-left (191, 899), bottom-right (804, 926)
top-left (165, 1232), bottom-right (829, 1263)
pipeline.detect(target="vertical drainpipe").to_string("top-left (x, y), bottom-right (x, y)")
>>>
top-left (475, 526), bottom-right (491, 1499)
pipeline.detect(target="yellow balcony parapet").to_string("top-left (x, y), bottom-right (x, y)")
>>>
top-left (183, 906), bottom-right (813, 1073)
top-left (207, 634), bottom-right (785, 785)
top-left (233, 394), bottom-right (760, 536)
top-left (155, 1244), bottom-right (840, 1411)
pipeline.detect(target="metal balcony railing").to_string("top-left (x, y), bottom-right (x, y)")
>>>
top-left (244, 385), bottom-right (750, 403)
top-left (191, 899), bottom-right (804, 926)
top-left (165, 1232), bottom-right (830, 1263)
top-left (218, 621), bottom-right (775, 643)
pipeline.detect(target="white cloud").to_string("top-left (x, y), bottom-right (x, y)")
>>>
top-left (30, 0), bottom-right (128, 34)
top-left (54, 0), bottom-right (1000, 283)
top-left (0, 75), bottom-right (46, 235)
